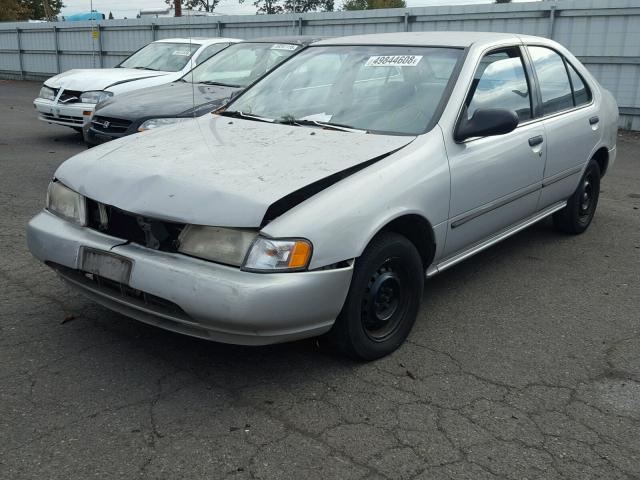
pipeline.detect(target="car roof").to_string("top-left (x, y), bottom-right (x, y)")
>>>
top-left (154, 37), bottom-right (240, 45)
top-left (314, 31), bottom-right (525, 48)
top-left (245, 35), bottom-right (327, 46)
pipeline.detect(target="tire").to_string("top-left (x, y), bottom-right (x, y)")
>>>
top-left (72, 127), bottom-right (83, 133)
top-left (553, 159), bottom-right (601, 235)
top-left (329, 232), bottom-right (424, 360)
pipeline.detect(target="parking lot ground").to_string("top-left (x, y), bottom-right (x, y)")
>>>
top-left (1, 79), bottom-right (639, 480)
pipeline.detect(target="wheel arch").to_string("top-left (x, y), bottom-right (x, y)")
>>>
top-left (592, 146), bottom-right (609, 177)
top-left (368, 213), bottom-right (436, 272)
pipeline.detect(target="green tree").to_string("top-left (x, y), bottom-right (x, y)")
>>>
top-left (0, 0), bottom-right (63, 21)
top-left (495, 0), bottom-right (512, 3)
top-left (165, 0), bottom-right (220, 12)
top-left (343, 0), bottom-right (405, 10)
top-left (0, 0), bottom-right (28, 21)
top-left (24, 0), bottom-right (64, 19)
top-left (108, 11), bottom-right (114, 19)
top-left (241, 0), bottom-right (333, 14)
top-left (283, 0), bottom-right (333, 13)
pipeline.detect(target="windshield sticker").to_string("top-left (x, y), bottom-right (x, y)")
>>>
top-left (365, 55), bottom-right (423, 67)
top-left (271, 44), bottom-right (298, 51)
top-left (172, 49), bottom-right (192, 56)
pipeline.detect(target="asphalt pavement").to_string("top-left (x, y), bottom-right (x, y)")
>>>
top-left (1, 79), bottom-right (639, 479)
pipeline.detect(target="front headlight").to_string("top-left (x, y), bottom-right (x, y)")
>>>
top-left (46, 181), bottom-right (87, 226)
top-left (243, 237), bottom-right (312, 272)
top-left (178, 226), bottom-right (257, 266)
top-left (79, 90), bottom-right (113, 104)
top-left (39, 85), bottom-right (56, 101)
top-left (138, 117), bottom-right (186, 132)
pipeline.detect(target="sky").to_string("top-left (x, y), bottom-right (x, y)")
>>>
top-left (61, 0), bottom-right (536, 19)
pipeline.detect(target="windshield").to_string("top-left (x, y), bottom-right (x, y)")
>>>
top-left (227, 45), bottom-right (463, 135)
top-left (182, 42), bottom-right (301, 87)
top-left (119, 42), bottom-right (201, 72)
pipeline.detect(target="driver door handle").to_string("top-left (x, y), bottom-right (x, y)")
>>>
top-left (528, 135), bottom-right (544, 147)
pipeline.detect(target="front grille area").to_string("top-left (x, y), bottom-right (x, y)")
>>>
top-left (58, 89), bottom-right (82, 104)
top-left (40, 112), bottom-right (84, 125)
top-left (52, 263), bottom-right (191, 321)
top-left (91, 115), bottom-right (132, 134)
top-left (86, 199), bottom-right (185, 252)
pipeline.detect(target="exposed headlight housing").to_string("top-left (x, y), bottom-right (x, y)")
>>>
top-left (80, 90), bottom-right (113, 104)
top-left (243, 237), bottom-right (312, 272)
top-left (46, 181), bottom-right (87, 226)
top-left (138, 117), bottom-right (186, 132)
top-left (39, 85), bottom-right (56, 101)
top-left (178, 226), bottom-right (257, 267)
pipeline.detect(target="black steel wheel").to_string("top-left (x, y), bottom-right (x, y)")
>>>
top-left (329, 232), bottom-right (424, 360)
top-left (553, 159), bottom-right (601, 234)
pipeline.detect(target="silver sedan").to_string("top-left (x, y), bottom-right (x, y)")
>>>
top-left (27, 32), bottom-right (618, 360)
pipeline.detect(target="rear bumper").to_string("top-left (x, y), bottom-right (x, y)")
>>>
top-left (34, 98), bottom-right (94, 128)
top-left (26, 211), bottom-right (353, 345)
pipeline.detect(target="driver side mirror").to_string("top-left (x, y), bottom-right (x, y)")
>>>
top-left (455, 108), bottom-right (519, 143)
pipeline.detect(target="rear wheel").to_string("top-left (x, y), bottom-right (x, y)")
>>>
top-left (329, 232), bottom-right (424, 360)
top-left (553, 159), bottom-right (601, 234)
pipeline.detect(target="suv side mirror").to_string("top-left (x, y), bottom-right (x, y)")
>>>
top-left (455, 108), bottom-right (519, 142)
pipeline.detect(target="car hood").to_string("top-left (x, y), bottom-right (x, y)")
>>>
top-left (55, 115), bottom-right (414, 227)
top-left (44, 68), bottom-right (169, 92)
top-left (94, 82), bottom-right (241, 120)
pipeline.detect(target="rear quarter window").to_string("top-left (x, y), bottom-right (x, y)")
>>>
top-left (566, 62), bottom-right (592, 106)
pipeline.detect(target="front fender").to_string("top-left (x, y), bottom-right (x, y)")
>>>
top-left (262, 128), bottom-right (450, 270)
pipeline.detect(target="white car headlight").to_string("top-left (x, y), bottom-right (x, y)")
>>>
top-left (46, 181), bottom-right (87, 226)
top-left (243, 237), bottom-right (312, 272)
top-left (80, 91), bottom-right (113, 104)
top-left (39, 85), bottom-right (56, 101)
top-left (178, 226), bottom-right (257, 266)
top-left (138, 117), bottom-right (186, 132)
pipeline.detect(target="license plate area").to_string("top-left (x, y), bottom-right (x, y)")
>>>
top-left (80, 247), bottom-right (133, 284)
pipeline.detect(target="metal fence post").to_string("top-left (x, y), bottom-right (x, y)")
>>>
top-left (298, 17), bottom-right (303, 35)
top-left (548, 3), bottom-right (557, 39)
top-left (217, 21), bottom-right (223, 37)
top-left (97, 24), bottom-right (103, 67)
top-left (151, 23), bottom-right (157, 41)
top-left (404, 12), bottom-right (410, 32)
top-left (15, 28), bottom-right (24, 79)
top-left (53, 26), bottom-right (61, 74)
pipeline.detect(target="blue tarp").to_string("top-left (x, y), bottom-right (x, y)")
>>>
top-left (64, 12), bottom-right (105, 21)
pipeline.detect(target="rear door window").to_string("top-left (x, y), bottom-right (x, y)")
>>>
top-left (528, 46), bottom-right (574, 115)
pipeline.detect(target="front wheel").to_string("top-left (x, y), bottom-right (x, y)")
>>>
top-left (329, 232), bottom-right (424, 360)
top-left (553, 159), bottom-right (601, 234)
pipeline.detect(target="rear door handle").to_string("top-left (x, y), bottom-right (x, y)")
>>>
top-left (528, 135), bottom-right (544, 147)
top-left (589, 116), bottom-right (600, 125)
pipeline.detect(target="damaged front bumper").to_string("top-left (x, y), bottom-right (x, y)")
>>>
top-left (26, 210), bottom-right (353, 345)
top-left (34, 98), bottom-right (94, 129)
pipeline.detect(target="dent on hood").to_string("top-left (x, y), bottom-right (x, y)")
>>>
top-left (54, 116), bottom-right (414, 227)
